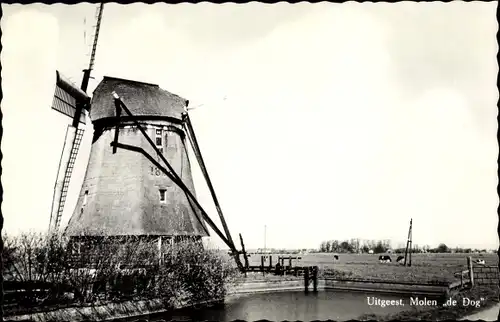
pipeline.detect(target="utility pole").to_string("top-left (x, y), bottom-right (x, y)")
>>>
top-left (404, 219), bottom-right (413, 267)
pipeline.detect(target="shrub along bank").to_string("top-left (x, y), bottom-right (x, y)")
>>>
top-left (2, 232), bottom-right (239, 317)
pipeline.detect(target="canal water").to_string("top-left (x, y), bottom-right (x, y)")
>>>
top-left (143, 290), bottom-right (439, 321)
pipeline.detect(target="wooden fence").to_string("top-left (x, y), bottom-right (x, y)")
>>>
top-left (453, 256), bottom-right (499, 289)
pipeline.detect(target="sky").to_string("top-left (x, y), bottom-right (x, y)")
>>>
top-left (1, 2), bottom-right (498, 251)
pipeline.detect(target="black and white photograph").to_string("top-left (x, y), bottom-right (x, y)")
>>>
top-left (0, 1), bottom-right (498, 321)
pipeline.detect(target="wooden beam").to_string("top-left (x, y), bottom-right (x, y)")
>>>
top-left (182, 113), bottom-right (236, 250)
top-left (112, 99), bottom-right (121, 154)
top-left (110, 96), bottom-right (244, 271)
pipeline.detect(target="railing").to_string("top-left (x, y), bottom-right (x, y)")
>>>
top-left (451, 256), bottom-right (486, 289)
top-left (245, 265), bottom-right (311, 277)
top-left (453, 269), bottom-right (471, 288)
top-left (241, 255), bottom-right (319, 293)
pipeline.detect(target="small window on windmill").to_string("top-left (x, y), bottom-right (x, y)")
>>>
top-left (155, 129), bottom-right (164, 156)
top-left (81, 190), bottom-right (89, 214)
top-left (159, 189), bottom-right (167, 203)
top-left (155, 129), bottom-right (162, 146)
top-left (83, 191), bottom-right (89, 206)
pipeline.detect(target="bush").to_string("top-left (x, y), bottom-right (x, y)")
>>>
top-left (2, 232), bottom-right (238, 311)
top-left (163, 240), bottom-right (239, 305)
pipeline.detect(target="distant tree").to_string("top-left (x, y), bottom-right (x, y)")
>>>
top-left (373, 241), bottom-right (387, 254)
top-left (319, 242), bottom-right (327, 252)
top-left (412, 244), bottom-right (423, 253)
top-left (325, 241), bottom-right (331, 253)
top-left (340, 241), bottom-right (353, 253)
top-left (382, 240), bottom-right (391, 250)
top-left (436, 243), bottom-right (450, 253)
top-left (361, 245), bottom-right (370, 253)
top-left (350, 238), bottom-right (358, 253)
top-left (331, 240), bottom-right (339, 253)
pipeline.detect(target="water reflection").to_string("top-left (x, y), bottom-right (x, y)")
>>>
top-left (151, 290), bottom-right (426, 321)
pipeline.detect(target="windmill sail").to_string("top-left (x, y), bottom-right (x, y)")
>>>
top-left (49, 71), bottom-right (90, 233)
top-left (49, 4), bottom-right (104, 233)
top-left (51, 71), bottom-right (88, 123)
top-left (49, 125), bottom-right (85, 232)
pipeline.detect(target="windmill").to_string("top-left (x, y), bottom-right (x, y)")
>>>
top-left (48, 3), bottom-right (104, 233)
top-left (47, 4), bottom-right (246, 271)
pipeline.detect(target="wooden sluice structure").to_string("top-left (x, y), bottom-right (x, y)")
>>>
top-left (243, 254), bottom-right (318, 293)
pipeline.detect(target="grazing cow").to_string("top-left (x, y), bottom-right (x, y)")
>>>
top-left (396, 256), bottom-right (404, 264)
top-left (379, 255), bottom-right (392, 263)
top-left (475, 259), bottom-right (486, 265)
top-left (334, 255), bottom-right (339, 260)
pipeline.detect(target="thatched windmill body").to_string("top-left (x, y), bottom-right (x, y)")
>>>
top-left (64, 77), bottom-right (209, 246)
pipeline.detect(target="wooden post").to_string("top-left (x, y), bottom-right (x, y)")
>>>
top-left (313, 266), bottom-right (318, 292)
top-left (112, 100), bottom-right (121, 154)
top-left (261, 255), bottom-right (265, 276)
top-left (404, 218), bottom-right (412, 267)
top-left (269, 256), bottom-right (273, 269)
top-left (289, 257), bottom-right (292, 268)
top-left (467, 256), bottom-right (474, 287)
top-left (409, 240), bottom-right (412, 267)
top-left (304, 268), bottom-right (310, 293)
top-left (157, 236), bottom-right (162, 266)
top-left (239, 233), bottom-right (250, 271)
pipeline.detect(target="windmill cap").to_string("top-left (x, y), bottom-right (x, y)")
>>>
top-left (90, 76), bottom-right (189, 122)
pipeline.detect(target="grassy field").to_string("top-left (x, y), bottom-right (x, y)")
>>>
top-left (244, 252), bottom-right (499, 284)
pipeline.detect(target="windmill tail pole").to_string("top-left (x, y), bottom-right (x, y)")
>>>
top-left (184, 113), bottom-right (244, 271)
top-left (182, 112), bottom-right (236, 250)
top-left (111, 92), bottom-right (245, 272)
top-left (239, 233), bottom-right (249, 270)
